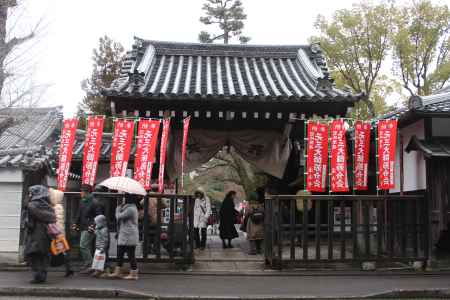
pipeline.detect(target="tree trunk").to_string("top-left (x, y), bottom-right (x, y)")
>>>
top-left (0, 1), bottom-right (18, 99)
top-left (224, 29), bottom-right (229, 44)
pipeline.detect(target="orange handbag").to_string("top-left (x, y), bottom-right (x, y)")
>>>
top-left (50, 235), bottom-right (70, 255)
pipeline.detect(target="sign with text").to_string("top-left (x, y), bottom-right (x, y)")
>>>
top-left (57, 118), bottom-right (78, 191)
top-left (181, 116), bottom-right (191, 190)
top-left (134, 119), bottom-right (161, 190)
top-left (306, 121), bottom-right (329, 192)
top-left (354, 121), bottom-right (371, 190)
top-left (82, 116), bottom-right (105, 186)
top-left (158, 118), bottom-right (171, 193)
top-left (330, 120), bottom-right (349, 192)
top-left (110, 119), bottom-right (134, 177)
top-left (377, 119), bottom-right (397, 190)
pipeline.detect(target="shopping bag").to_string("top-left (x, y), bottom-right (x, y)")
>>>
top-left (47, 223), bottom-right (63, 238)
top-left (50, 235), bottom-right (70, 255)
top-left (91, 249), bottom-right (106, 271)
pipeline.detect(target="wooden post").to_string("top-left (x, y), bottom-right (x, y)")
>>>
top-left (142, 195), bottom-right (149, 259)
top-left (400, 134), bottom-right (404, 196)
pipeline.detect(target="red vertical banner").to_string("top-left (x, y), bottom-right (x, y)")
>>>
top-left (158, 118), bottom-right (171, 193)
top-left (354, 121), bottom-right (371, 191)
top-left (110, 119), bottom-right (135, 177)
top-left (82, 116), bottom-right (105, 186)
top-left (377, 119), bottom-right (398, 190)
top-left (57, 118), bottom-right (78, 191)
top-left (330, 120), bottom-right (349, 192)
top-left (133, 119), bottom-right (161, 190)
top-left (306, 121), bottom-right (329, 192)
top-left (181, 116), bottom-right (191, 190)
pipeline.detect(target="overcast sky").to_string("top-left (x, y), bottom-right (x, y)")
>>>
top-left (11, 0), bottom-right (442, 116)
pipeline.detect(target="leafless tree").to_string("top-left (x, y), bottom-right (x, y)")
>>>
top-left (0, 0), bottom-right (48, 109)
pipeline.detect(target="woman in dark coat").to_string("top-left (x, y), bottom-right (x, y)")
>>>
top-left (24, 185), bottom-right (56, 284)
top-left (219, 191), bottom-right (239, 248)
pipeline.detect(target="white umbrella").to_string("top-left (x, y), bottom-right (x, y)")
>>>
top-left (98, 176), bottom-right (146, 196)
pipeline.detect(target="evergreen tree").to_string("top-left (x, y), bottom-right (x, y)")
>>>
top-left (80, 35), bottom-right (124, 116)
top-left (198, 0), bottom-right (250, 44)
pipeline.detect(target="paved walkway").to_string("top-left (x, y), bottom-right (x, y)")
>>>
top-left (1, 271), bottom-right (450, 299)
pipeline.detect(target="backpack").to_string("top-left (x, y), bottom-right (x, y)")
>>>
top-left (250, 210), bottom-right (264, 224)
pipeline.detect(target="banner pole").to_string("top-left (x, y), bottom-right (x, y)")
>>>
top-left (352, 121), bottom-right (356, 195)
top-left (375, 121), bottom-right (379, 196)
top-left (328, 120), bottom-right (332, 195)
top-left (303, 119), bottom-right (308, 192)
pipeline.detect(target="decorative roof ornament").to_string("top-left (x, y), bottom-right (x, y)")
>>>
top-left (317, 77), bottom-right (333, 91)
top-left (408, 95), bottom-right (423, 110)
top-left (133, 36), bottom-right (145, 50)
top-left (309, 43), bottom-right (331, 79)
top-left (128, 70), bottom-right (145, 91)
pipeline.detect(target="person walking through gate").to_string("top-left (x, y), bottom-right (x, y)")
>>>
top-left (24, 185), bottom-right (56, 283)
top-left (193, 189), bottom-right (211, 250)
top-left (219, 191), bottom-right (239, 248)
top-left (71, 184), bottom-right (103, 271)
top-left (110, 194), bottom-right (140, 280)
top-left (246, 188), bottom-right (265, 255)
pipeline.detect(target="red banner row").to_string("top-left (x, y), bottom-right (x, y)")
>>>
top-left (306, 119), bottom-right (397, 192)
top-left (56, 116), bottom-right (191, 192)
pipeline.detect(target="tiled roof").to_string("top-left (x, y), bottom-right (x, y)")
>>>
top-left (377, 86), bottom-right (450, 124)
top-left (405, 135), bottom-right (450, 158)
top-left (414, 87), bottom-right (450, 114)
top-left (0, 107), bottom-right (63, 170)
top-left (105, 39), bottom-right (362, 103)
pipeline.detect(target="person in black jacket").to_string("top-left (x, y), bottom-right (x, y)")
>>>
top-left (219, 191), bottom-right (239, 249)
top-left (24, 185), bottom-right (56, 284)
top-left (71, 184), bottom-right (103, 270)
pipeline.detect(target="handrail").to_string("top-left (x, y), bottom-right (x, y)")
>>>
top-left (265, 194), bottom-right (424, 201)
top-left (63, 192), bottom-right (193, 198)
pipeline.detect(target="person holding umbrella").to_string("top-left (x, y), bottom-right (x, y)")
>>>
top-left (109, 194), bottom-right (140, 280)
top-left (98, 176), bottom-right (148, 280)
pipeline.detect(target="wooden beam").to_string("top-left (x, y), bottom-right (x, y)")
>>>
top-left (110, 101), bottom-right (116, 115)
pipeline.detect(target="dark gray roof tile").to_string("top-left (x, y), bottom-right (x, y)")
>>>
top-left (105, 39), bottom-right (362, 102)
top-left (0, 106), bottom-right (62, 170)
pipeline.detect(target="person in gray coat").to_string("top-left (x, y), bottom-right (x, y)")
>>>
top-left (24, 185), bottom-right (56, 284)
top-left (109, 195), bottom-right (139, 280)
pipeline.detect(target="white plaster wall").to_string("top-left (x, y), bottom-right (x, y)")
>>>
top-left (0, 169), bottom-right (23, 258)
top-left (390, 120), bottom-right (426, 193)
